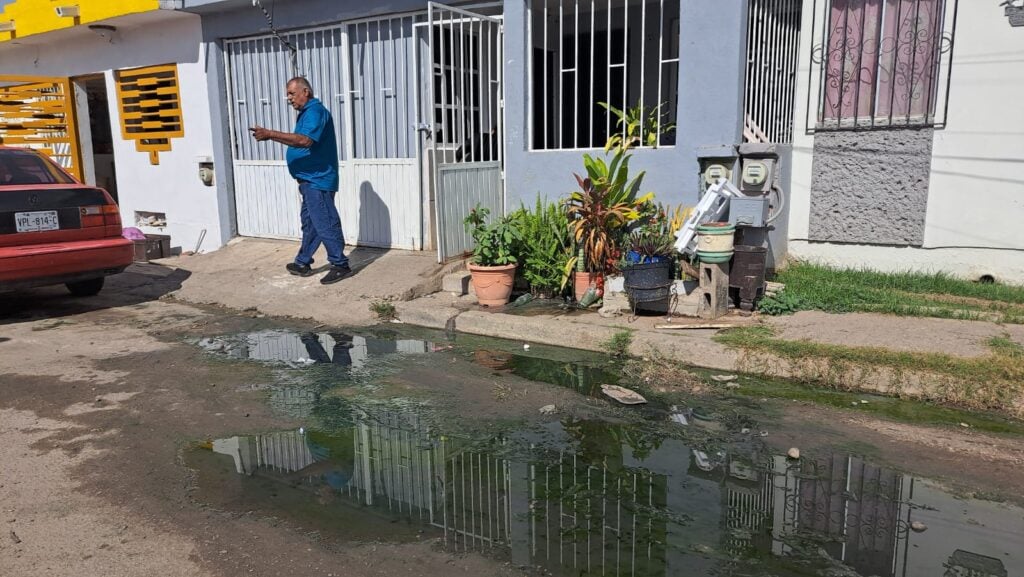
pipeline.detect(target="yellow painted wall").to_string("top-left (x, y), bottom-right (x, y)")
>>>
top-left (0, 0), bottom-right (159, 42)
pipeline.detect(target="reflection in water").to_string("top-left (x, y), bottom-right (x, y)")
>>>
top-left (199, 407), bottom-right (1021, 577)
top-left (198, 330), bottom-right (433, 369)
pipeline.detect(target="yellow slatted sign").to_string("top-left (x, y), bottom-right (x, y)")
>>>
top-left (114, 63), bottom-right (184, 165)
top-left (0, 75), bottom-right (83, 180)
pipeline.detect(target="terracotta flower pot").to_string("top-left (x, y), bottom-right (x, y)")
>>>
top-left (468, 263), bottom-right (517, 306)
top-left (573, 271), bottom-right (604, 303)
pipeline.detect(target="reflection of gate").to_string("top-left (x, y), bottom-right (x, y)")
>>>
top-left (0, 76), bottom-right (83, 180)
top-left (425, 3), bottom-right (504, 261)
top-left (225, 15), bottom-right (423, 249)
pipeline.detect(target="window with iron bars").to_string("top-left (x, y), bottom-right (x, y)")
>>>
top-left (812, 0), bottom-right (957, 130)
top-left (527, 0), bottom-right (680, 151)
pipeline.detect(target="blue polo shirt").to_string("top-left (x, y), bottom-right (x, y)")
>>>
top-left (286, 98), bottom-right (339, 192)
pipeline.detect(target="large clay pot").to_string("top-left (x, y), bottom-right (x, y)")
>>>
top-left (468, 263), bottom-right (517, 306)
top-left (573, 271), bottom-right (604, 303)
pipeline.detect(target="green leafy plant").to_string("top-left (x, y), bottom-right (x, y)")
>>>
top-left (602, 330), bottom-right (634, 358)
top-left (757, 290), bottom-right (803, 316)
top-left (369, 299), bottom-right (397, 321)
top-left (512, 196), bottom-right (573, 295)
top-left (599, 101), bottom-right (676, 150)
top-left (564, 175), bottom-right (642, 274)
top-left (463, 205), bottom-right (523, 266)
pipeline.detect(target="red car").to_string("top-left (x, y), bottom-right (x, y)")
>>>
top-left (0, 146), bottom-right (133, 296)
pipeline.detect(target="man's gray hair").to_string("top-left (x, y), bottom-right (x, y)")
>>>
top-left (287, 76), bottom-right (313, 94)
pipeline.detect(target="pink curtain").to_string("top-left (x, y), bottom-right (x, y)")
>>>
top-left (876, 0), bottom-right (941, 119)
top-left (823, 0), bottom-right (941, 122)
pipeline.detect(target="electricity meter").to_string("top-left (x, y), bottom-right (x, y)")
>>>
top-left (741, 161), bottom-right (768, 189)
top-left (703, 163), bottom-right (731, 185)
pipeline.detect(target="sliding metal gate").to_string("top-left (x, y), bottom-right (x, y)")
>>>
top-left (425, 3), bottom-right (504, 261)
top-left (225, 15), bottom-right (423, 249)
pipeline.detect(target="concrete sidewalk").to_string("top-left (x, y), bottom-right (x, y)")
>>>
top-left (157, 238), bottom-right (1023, 414)
top-left (159, 237), bottom-right (1023, 360)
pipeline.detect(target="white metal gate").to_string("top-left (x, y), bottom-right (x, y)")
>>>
top-left (424, 3), bottom-right (504, 261)
top-left (225, 15), bottom-right (424, 249)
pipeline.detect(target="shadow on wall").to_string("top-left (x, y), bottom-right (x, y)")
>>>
top-left (358, 180), bottom-right (391, 249)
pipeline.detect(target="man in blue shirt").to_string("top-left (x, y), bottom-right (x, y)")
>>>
top-left (250, 77), bottom-right (352, 284)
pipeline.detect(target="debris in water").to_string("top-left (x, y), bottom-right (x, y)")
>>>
top-left (910, 521), bottom-right (928, 533)
top-left (787, 447), bottom-right (801, 460)
top-left (711, 374), bottom-right (737, 382)
top-left (669, 406), bottom-right (691, 426)
top-left (741, 427), bottom-right (750, 434)
top-left (692, 450), bottom-right (713, 471)
top-left (759, 431), bottom-right (768, 438)
top-left (860, 400), bottom-right (869, 404)
top-left (298, 427), bottom-right (305, 435)
top-left (523, 344), bottom-right (531, 350)
top-left (691, 407), bottom-right (714, 421)
top-left (600, 384), bottom-right (647, 405)
top-left (539, 404), bottom-right (556, 415)
top-left (960, 422), bottom-right (971, 428)
top-left (511, 293), bottom-right (535, 307)
top-left (725, 383), bottom-right (740, 389)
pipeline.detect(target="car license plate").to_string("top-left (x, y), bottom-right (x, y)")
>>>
top-left (15, 210), bottom-right (60, 233)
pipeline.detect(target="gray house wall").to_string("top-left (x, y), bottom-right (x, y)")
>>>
top-left (503, 0), bottom-right (749, 209)
top-left (808, 129), bottom-right (933, 246)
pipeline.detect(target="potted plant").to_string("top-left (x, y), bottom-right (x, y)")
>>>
top-left (563, 145), bottom-right (652, 303)
top-left (512, 195), bottom-right (573, 298)
top-left (463, 205), bottom-right (522, 306)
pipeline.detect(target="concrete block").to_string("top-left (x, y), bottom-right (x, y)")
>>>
top-left (442, 272), bottom-right (471, 296)
top-left (697, 262), bottom-right (730, 320)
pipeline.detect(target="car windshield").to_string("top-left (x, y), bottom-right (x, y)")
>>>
top-left (0, 150), bottom-right (76, 186)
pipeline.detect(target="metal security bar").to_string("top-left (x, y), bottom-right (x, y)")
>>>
top-left (0, 76), bottom-right (83, 179)
top-left (806, 0), bottom-right (959, 132)
top-left (426, 4), bottom-right (503, 164)
top-left (743, 0), bottom-right (803, 143)
top-left (426, 2), bottom-right (505, 262)
top-left (527, 0), bottom-right (680, 150)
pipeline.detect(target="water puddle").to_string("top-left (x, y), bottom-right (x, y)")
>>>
top-left (187, 403), bottom-right (1023, 577)
top-left (195, 329), bottom-right (438, 369)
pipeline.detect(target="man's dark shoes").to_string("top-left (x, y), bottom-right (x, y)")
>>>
top-left (320, 265), bottom-right (353, 285)
top-left (286, 262), bottom-right (314, 277)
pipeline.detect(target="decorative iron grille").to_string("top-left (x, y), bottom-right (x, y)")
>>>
top-left (806, 0), bottom-right (959, 132)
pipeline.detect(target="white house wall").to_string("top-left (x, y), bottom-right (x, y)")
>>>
top-left (923, 7), bottom-right (1024, 252)
top-left (787, 3), bottom-right (1024, 283)
top-left (0, 13), bottom-right (228, 254)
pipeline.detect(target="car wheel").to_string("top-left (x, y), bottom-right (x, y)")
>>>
top-left (65, 277), bottom-right (105, 297)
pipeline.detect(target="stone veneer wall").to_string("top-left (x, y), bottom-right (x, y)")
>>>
top-left (808, 128), bottom-right (933, 246)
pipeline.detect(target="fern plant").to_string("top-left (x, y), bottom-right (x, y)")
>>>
top-left (512, 196), bottom-right (573, 295)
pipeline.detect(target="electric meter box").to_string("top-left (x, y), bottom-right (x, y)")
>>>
top-left (728, 196), bottom-right (770, 228)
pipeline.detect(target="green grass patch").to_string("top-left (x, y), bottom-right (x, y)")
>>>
top-left (734, 377), bottom-right (1024, 436)
top-left (765, 262), bottom-right (1024, 323)
top-left (602, 330), bottom-right (634, 358)
top-left (715, 325), bottom-right (1024, 415)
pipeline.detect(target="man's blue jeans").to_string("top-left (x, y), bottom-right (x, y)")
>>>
top-left (295, 182), bottom-right (349, 268)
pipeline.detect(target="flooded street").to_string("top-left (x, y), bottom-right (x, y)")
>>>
top-left (2, 295), bottom-right (1022, 577)
top-left (189, 328), bottom-right (1023, 577)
